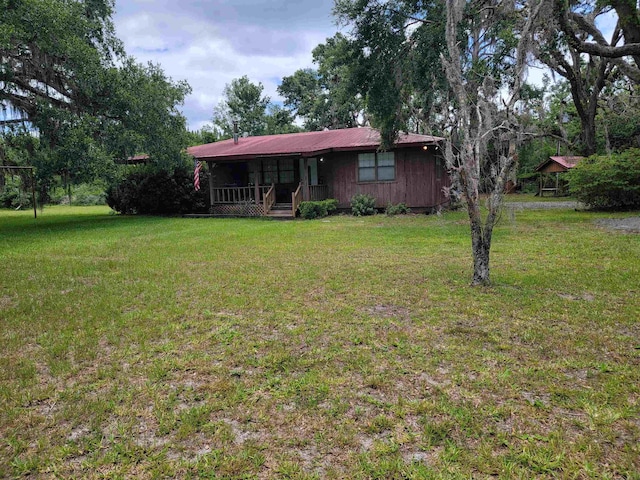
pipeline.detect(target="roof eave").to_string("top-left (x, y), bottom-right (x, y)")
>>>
top-left (192, 140), bottom-right (444, 162)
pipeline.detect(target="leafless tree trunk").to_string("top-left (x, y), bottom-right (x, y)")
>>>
top-left (441, 0), bottom-right (542, 286)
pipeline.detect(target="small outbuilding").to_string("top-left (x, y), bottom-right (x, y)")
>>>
top-left (534, 156), bottom-right (584, 196)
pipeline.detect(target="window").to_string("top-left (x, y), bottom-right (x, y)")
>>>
top-left (258, 158), bottom-right (296, 184)
top-left (262, 159), bottom-right (278, 184)
top-left (278, 159), bottom-right (295, 184)
top-left (358, 152), bottom-right (395, 182)
top-left (358, 153), bottom-right (376, 181)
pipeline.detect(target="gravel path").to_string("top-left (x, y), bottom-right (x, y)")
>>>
top-left (504, 201), bottom-right (640, 233)
top-left (594, 217), bottom-right (640, 233)
top-left (504, 201), bottom-right (582, 210)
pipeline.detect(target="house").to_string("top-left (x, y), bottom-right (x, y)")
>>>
top-left (534, 156), bottom-right (584, 196)
top-left (187, 127), bottom-right (449, 217)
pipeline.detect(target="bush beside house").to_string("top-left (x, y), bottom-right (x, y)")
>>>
top-left (385, 202), bottom-right (411, 216)
top-left (107, 165), bottom-right (209, 215)
top-left (298, 199), bottom-right (338, 219)
top-left (351, 194), bottom-right (376, 216)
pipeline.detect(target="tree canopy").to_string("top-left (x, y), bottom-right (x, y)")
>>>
top-left (278, 34), bottom-right (368, 131)
top-left (1, 0), bottom-right (192, 178)
top-left (1, 0), bottom-right (122, 121)
top-left (212, 76), bottom-right (301, 138)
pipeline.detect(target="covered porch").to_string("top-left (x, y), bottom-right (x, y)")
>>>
top-left (205, 156), bottom-right (330, 217)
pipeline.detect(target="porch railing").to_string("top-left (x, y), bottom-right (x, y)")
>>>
top-left (211, 186), bottom-right (253, 204)
top-left (292, 183), bottom-right (303, 217)
top-left (263, 184), bottom-right (276, 213)
top-left (308, 184), bottom-right (329, 201)
top-left (211, 185), bottom-right (271, 204)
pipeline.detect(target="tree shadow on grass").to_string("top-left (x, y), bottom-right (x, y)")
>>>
top-left (0, 211), bottom-right (166, 243)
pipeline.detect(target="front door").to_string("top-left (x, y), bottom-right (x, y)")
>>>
top-left (299, 158), bottom-right (319, 186)
top-left (261, 158), bottom-right (298, 203)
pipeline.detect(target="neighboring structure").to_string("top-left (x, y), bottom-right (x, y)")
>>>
top-left (125, 154), bottom-right (151, 165)
top-left (534, 156), bottom-right (584, 196)
top-left (187, 127), bottom-right (449, 217)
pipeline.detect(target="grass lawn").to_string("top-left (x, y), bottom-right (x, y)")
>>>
top-left (1, 205), bottom-right (638, 479)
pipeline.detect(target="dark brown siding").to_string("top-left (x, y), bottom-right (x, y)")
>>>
top-left (325, 147), bottom-right (450, 209)
top-left (540, 162), bottom-right (568, 173)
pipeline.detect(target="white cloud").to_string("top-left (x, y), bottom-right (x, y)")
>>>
top-left (113, 1), bottom-right (339, 131)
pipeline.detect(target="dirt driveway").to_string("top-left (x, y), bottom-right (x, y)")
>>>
top-left (504, 201), bottom-right (640, 233)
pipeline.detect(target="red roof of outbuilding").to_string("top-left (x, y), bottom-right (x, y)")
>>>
top-left (187, 127), bottom-right (444, 161)
top-left (549, 156), bottom-right (583, 169)
top-left (127, 154), bottom-right (150, 163)
top-left (535, 156), bottom-right (584, 172)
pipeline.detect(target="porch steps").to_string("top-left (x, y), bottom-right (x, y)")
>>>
top-left (266, 203), bottom-right (295, 219)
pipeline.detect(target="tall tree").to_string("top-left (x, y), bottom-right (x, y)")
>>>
top-left (441, 0), bottom-right (543, 285)
top-left (527, 0), bottom-right (640, 155)
top-left (550, 0), bottom-right (640, 81)
top-left (335, 0), bottom-right (451, 143)
top-left (1, 0), bottom-right (121, 122)
top-left (186, 126), bottom-right (220, 147)
top-left (534, 0), bottom-right (624, 155)
top-left (265, 104), bottom-right (302, 135)
top-left (213, 76), bottom-right (299, 137)
top-left (1, 0), bottom-right (192, 176)
top-left (336, 0), bottom-right (543, 285)
top-left (278, 68), bottom-right (325, 130)
top-left (212, 76), bottom-right (270, 137)
top-left (598, 82), bottom-right (640, 151)
top-left (279, 34), bottom-right (368, 130)
top-left (100, 59), bottom-right (191, 167)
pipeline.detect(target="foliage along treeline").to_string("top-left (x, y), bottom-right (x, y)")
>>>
top-left (1, 0), bottom-right (191, 199)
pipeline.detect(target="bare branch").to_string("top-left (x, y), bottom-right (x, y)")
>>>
top-left (567, 12), bottom-right (640, 58)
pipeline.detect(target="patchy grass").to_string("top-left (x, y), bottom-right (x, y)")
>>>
top-left (1, 205), bottom-right (638, 478)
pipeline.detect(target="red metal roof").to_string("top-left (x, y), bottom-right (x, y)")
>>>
top-left (187, 127), bottom-right (444, 161)
top-left (549, 156), bottom-right (583, 169)
top-left (535, 156), bottom-right (584, 172)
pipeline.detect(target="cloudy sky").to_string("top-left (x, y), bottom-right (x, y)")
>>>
top-left (113, 0), bottom-right (343, 131)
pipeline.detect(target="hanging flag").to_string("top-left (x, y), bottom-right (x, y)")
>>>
top-left (194, 160), bottom-right (202, 191)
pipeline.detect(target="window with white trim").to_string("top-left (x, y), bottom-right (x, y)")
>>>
top-left (358, 152), bottom-right (395, 182)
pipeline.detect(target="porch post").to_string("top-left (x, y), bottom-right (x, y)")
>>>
top-left (538, 172), bottom-right (543, 196)
top-left (208, 161), bottom-right (214, 209)
top-left (302, 157), bottom-right (310, 201)
top-left (252, 161), bottom-right (261, 205)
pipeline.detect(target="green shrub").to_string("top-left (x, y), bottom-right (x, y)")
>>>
top-left (51, 182), bottom-right (107, 206)
top-left (0, 176), bottom-right (32, 209)
top-left (107, 164), bottom-right (209, 215)
top-left (351, 194), bottom-right (376, 216)
top-left (385, 202), bottom-right (410, 216)
top-left (298, 199), bottom-right (339, 219)
top-left (567, 149), bottom-right (640, 209)
top-left (299, 201), bottom-right (326, 219)
top-left (73, 184), bottom-right (107, 206)
top-left (323, 198), bottom-right (339, 213)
